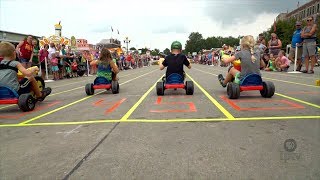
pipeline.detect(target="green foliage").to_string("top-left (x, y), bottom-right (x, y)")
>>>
top-left (185, 32), bottom-right (240, 53)
top-left (151, 48), bottom-right (160, 56)
top-left (139, 48), bottom-right (149, 54)
top-left (129, 47), bottom-right (136, 50)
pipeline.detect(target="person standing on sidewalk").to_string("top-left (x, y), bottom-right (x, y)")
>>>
top-left (301, 16), bottom-right (318, 74)
top-left (16, 35), bottom-right (34, 68)
top-left (288, 21), bottom-right (303, 71)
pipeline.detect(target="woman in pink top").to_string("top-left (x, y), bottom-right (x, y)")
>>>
top-left (38, 44), bottom-right (49, 79)
top-left (276, 50), bottom-right (290, 72)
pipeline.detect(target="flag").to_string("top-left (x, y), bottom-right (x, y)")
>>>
top-left (117, 29), bottom-right (119, 34)
top-left (111, 26), bottom-right (113, 32)
top-left (273, 19), bottom-right (276, 32)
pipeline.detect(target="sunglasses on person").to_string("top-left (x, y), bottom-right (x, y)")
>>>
top-left (307, 19), bottom-right (313, 22)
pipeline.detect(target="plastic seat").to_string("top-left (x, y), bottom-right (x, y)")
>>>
top-left (166, 73), bottom-right (184, 84)
top-left (94, 77), bottom-right (111, 85)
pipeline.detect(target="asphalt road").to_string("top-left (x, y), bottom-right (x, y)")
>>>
top-left (0, 64), bottom-right (319, 179)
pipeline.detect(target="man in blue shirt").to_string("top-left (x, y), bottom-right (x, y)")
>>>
top-left (288, 21), bottom-right (303, 71)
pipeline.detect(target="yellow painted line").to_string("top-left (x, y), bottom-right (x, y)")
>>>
top-left (1, 116), bottom-right (320, 127)
top-left (120, 76), bottom-right (163, 121)
top-left (275, 93), bottom-right (320, 109)
top-left (186, 73), bottom-right (235, 120)
top-left (235, 116), bottom-right (320, 120)
top-left (0, 104), bottom-right (15, 110)
top-left (264, 77), bottom-right (318, 88)
top-left (19, 69), bottom-right (158, 125)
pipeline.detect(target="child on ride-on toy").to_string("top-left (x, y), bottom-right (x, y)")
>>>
top-left (218, 35), bottom-right (262, 87)
top-left (0, 41), bottom-right (51, 101)
top-left (90, 48), bottom-right (119, 81)
top-left (159, 41), bottom-right (191, 81)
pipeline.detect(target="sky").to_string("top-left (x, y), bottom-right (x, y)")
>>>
top-left (0, 0), bottom-right (309, 51)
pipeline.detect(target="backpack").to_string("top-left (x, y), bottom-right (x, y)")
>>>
top-left (0, 61), bottom-right (18, 72)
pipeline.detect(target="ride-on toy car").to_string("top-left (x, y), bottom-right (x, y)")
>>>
top-left (226, 74), bottom-right (275, 99)
top-left (0, 66), bottom-right (45, 112)
top-left (85, 77), bottom-right (119, 95)
top-left (156, 73), bottom-right (194, 96)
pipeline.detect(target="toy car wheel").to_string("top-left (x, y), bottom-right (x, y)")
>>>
top-left (18, 93), bottom-right (36, 112)
top-left (85, 83), bottom-right (94, 95)
top-left (185, 81), bottom-right (194, 95)
top-left (112, 81), bottom-right (120, 94)
top-left (227, 82), bottom-right (240, 99)
top-left (260, 81), bottom-right (275, 98)
top-left (156, 82), bottom-right (164, 96)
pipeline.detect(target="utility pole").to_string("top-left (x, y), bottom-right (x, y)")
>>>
top-left (124, 37), bottom-right (131, 55)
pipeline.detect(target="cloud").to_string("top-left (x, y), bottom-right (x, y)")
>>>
top-left (153, 25), bottom-right (188, 34)
top-left (202, 0), bottom-right (309, 25)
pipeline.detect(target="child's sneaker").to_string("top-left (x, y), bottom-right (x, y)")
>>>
top-left (218, 74), bottom-right (226, 88)
top-left (37, 87), bottom-right (52, 102)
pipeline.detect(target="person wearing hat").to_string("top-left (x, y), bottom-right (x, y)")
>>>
top-left (288, 21), bottom-right (303, 71)
top-left (159, 41), bottom-right (191, 81)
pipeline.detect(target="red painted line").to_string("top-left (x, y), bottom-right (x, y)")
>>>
top-left (105, 98), bottom-right (126, 114)
top-left (220, 96), bottom-right (305, 111)
top-left (150, 102), bottom-right (197, 113)
top-left (0, 101), bottom-right (61, 119)
top-left (93, 99), bottom-right (105, 106)
top-left (155, 97), bottom-right (162, 105)
top-left (220, 96), bottom-right (241, 110)
top-left (280, 100), bottom-right (305, 109)
top-left (188, 102), bottom-right (197, 112)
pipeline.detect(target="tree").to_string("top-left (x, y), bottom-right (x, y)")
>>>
top-left (151, 48), bottom-right (160, 56)
top-left (129, 47), bottom-right (136, 50)
top-left (185, 32), bottom-right (241, 53)
top-left (185, 32), bottom-right (205, 53)
top-left (163, 48), bottom-right (170, 55)
top-left (139, 48), bottom-right (149, 54)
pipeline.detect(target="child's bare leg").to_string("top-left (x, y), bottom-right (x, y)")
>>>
top-left (223, 67), bottom-right (240, 84)
top-left (26, 76), bottom-right (42, 98)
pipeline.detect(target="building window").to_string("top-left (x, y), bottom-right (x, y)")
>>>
top-left (312, 6), bottom-right (315, 14)
top-left (318, 4), bottom-right (319, 13)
